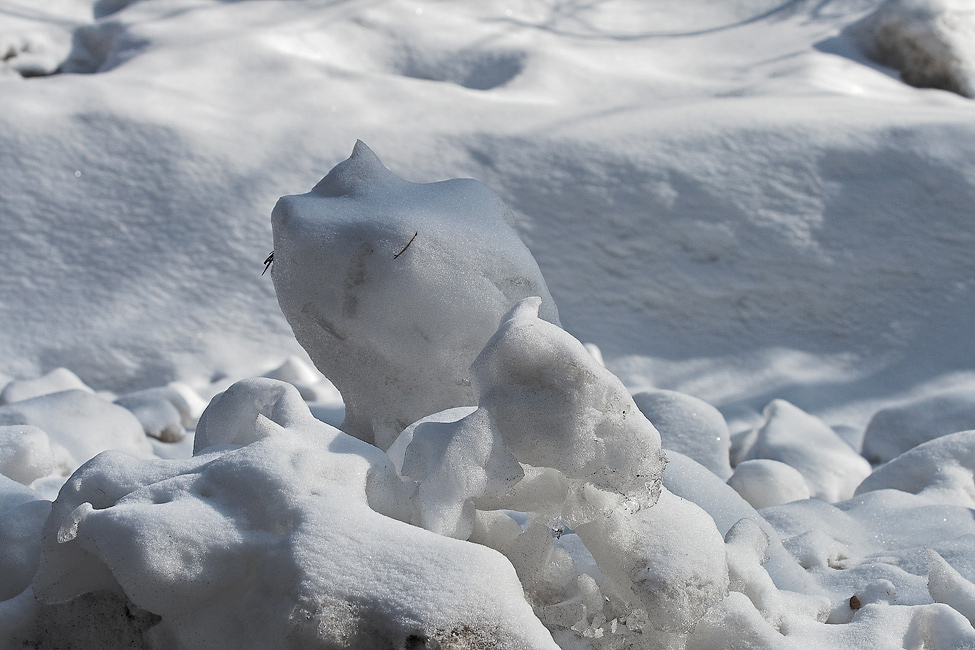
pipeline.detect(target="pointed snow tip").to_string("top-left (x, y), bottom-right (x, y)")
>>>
top-left (311, 140), bottom-right (394, 197)
top-left (502, 297), bottom-right (543, 324)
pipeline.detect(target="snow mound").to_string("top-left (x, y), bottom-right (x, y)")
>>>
top-left (30, 379), bottom-right (557, 649)
top-left (270, 141), bottom-right (559, 450)
top-left (856, 429), bottom-right (975, 506)
top-left (0, 368), bottom-right (93, 405)
top-left (0, 425), bottom-right (56, 486)
top-left (848, 0), bottom-right (975, 97)
top-left (633, 389), bottom-right (733, 480)
top-left (861, 388), bottom-right (975, 464)
top-left (740, 400), bottom-right (871, 502)
top-left (0, 390), bottom-right (153, 476)
top-left (114, 383), bottom-right (203, 443)
top-left (727, 459), bottom-right (811, 510)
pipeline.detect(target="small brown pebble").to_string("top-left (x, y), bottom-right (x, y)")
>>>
top-left (850, 595), bottom-right (862, 610)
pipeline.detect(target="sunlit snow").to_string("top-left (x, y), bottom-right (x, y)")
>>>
top-left (2, 0), bottom-right (975, 648)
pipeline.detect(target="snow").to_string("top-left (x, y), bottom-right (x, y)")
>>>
top-left (270, 141), bottom-right (559, 450)
top-left (2, 0), bottom-right (975, 647)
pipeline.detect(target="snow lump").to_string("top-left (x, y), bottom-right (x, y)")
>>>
top-left (270, 141), bottom-right (559, 451)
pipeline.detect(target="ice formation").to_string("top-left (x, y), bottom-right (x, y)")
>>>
top-left (270, 141), bottom-right (559, 450)
top-left (848, 0), bottom-right (975, 97)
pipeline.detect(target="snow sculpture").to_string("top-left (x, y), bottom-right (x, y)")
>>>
top-left (395, 298), bottom-right (735, 636)
top-left (472, 298), bottom-right (665, 508)
top-left (31, 378), bottom-right (558, 649)
top-left (270, 141), bottom-right (559, 450)
top-left (574, 487), bottom-right (729, 634)
top-left (848, 0), bottom-right (975, 97)
top-left (399, 298), bottom-right (668, 537)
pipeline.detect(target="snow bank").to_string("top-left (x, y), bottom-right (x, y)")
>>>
top-left (848, 0), bottom-right (975, 97)
top-left (270, 141), bottom-right (559, 450)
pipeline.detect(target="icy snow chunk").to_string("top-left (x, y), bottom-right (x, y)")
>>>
top-left (0, 425), bottom-right (55, 485)
top-left (0, 390), bottom-right (152, 473)
top-left (575, 487), bottom-right (729, 633)
top-left (861, 388), bottom-right (975, 464)
top-left (856, 430), bottom-right (975, 507)
top-left (193, 377), bottom-right (311, 453)
top-left (400, 408), bottom-right (523, 538)
top-left (727, 459), bottom-right (811, 510)
top-left (848, 0), bottom-right (975, 97)
top-left (33, 411), bottom-right (556, 648)
top-left (0, 368), bottom-right (92, 405)
top-left (633, 389), bottom-right (733, 480)
top-left (472, 297), bottom-right (666, 500)
top-left (744, 400), bottom-right (871, 502)
top-left (927, 549), bottom-right (975, 626)
top-left (270, 141), bottom-right (559, 450)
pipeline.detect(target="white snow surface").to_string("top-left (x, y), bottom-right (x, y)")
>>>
top-left (3, 0), bottom-right (975, 648)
